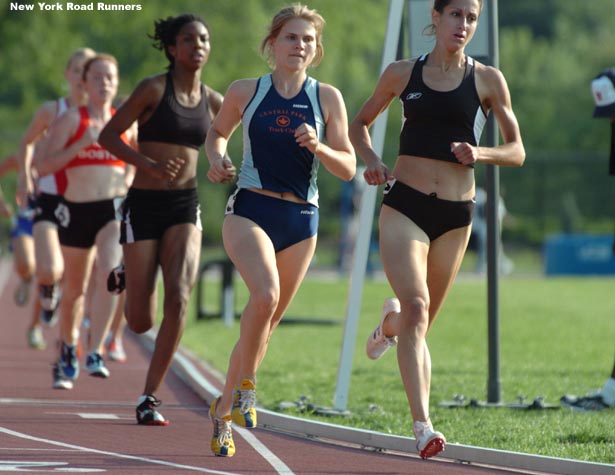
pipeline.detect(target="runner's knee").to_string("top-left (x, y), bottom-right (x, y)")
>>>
top-left (249, 286), bottom-right (280, 323)
top-left (399, 296), bottom-right (429, 329)
top-left (125, 302), bottom-right (155, 334)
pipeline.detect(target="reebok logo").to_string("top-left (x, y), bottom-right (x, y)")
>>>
top-left (406, 92), bottom-right (422, 100)
top-left (300, 210), bottom-right (315, 215)
top-left (293, 104), bottom-right (308, 109)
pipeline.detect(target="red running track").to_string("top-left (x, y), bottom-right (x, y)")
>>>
top-left (0, 258), bottom-right (538, 474)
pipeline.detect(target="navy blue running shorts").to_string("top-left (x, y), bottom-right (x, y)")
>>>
top-left (225, 188), bottom-right (318, 252)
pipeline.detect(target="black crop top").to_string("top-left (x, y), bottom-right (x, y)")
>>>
top-left (138, 72), bottom-right (212, 150)
top-left (398, 54), bottom-right (487, 165)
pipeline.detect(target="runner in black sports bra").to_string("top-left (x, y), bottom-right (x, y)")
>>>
top-left (138, 71), bottom-right (211, 150)
top-left (349, 0), bottom-right (525, 460)
top-left (99, 13), bottom-right (226, 427)
top-left (398, 53), bottom-right (487, 165)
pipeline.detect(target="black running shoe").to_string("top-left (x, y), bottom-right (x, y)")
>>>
top-left (40, 307), bottom-right (58, 327)
top-left (136, 394), bottom-right (169, 426)
top-left (107, 264), bottom-right (125, 294)
top-left (85, 352), bottom-right (110, 378)
top-left (58, 342), bottom-right (79, 381)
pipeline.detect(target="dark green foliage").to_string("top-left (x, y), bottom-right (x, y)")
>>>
top-left (1, 0), bottom-right (614, 246)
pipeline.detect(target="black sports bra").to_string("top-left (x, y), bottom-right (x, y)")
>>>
top-left (138, 72), bottom-right (211, 150)
top-left (398, 54), bottom-right (487, 165)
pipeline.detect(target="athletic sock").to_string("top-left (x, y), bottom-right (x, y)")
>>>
top-left (601, 377), bottom-right (615, 406)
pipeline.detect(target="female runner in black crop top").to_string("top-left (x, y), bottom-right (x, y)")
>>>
top-left (99, 13), bottom-right (232, 426)
top-left (349, 0), bottom-right (525, 460)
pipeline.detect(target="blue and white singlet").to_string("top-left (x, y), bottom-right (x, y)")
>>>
top-left (237, 74), bottom-right (325, 207)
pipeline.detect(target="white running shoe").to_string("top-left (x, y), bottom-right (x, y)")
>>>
top-left (414, 420), bottom-right (446, 459)
top-left (106, 337), bottom-right (127, 363)
top-left (52, 363), bottom-right (73, 390)
top-left (27, 326), bottom-right (46, 350)
top-left (14, 279), bottom-right (31, 306)
top-left (366, 298), bottom-right (400, 360)
top-left (40, 283), bottom-right (60, 312)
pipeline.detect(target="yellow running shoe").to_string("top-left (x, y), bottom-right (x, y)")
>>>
top-left (231, 378), bottom-right (257, 428)
top-left (209, 397), bottom-right (235, 457)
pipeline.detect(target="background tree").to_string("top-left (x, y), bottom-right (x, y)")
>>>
top-left (1, 0), bottom-right (614, 250)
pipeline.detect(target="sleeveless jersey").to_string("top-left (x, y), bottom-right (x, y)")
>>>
top-left (64, 107), bottom-right (126, 169)
top-left (138, 72), bottom-right (211, 150)
top-left (398, 54), bottom-right (487, 165)
top-left (38, 98), bottom-right (69, 195)
top-left (238, 74), bottom-right (324, 207)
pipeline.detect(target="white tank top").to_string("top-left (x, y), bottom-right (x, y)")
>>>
top-left (37, 98), bottom-right (69, 195)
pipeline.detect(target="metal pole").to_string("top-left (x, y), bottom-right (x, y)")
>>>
top-left (485, 0), bottom-right (501, 404)
top-left (221, 261), bottom-right (235, 327)
top-left (332, 0), bottom-right (405, 411)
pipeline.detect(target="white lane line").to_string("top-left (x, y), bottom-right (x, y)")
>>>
top-left (0, 259), bottom-right (12, 294)
top-left (175, 352), bottom-right (294, 475)
top-left (172, 350), bottom-right (296, 475)
top-left (0, 398), bottom-right (204, 411)
top-left (39, 411), bottom-right (122, 419)
top-left (0, 460), bottom-right (104, 472)
top-left (0, 448), bottom-right (80, 452)
top-left (76, 413), bottom-right (120, 420)
top-left (0, 426), bottom-right (239, 475)
top-left (44, 412), bottom-right (132, 420)
top-left (234, 427), bottom-right (296, 475)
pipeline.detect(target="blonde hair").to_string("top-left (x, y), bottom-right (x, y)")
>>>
top-left (65, 47), bottom-right (96, 71)
top-left (260, 3), bottom-right (325, 68)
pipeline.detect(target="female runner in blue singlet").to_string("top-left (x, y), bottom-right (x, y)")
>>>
top-left (205, 3), bottom-right (355, 457)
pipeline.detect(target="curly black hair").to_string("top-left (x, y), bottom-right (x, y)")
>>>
top-left (149, 13), bottom-right (209, 70)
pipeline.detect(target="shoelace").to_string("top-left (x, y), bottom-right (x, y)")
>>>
top-left (146, 396), bottom-right (162, 408)
top-left (215, 418), bottom-right (233, 446)
top-left (373, 326), bottom-right (396, 345)
top-left (384, 336), bottom-right (396, 346)
top-left (62, 344), bottom-right (77, 363)
top-left (413, 421), bottom-right (431, 437)
top-left (238, 389), bottom-right (256, 413)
